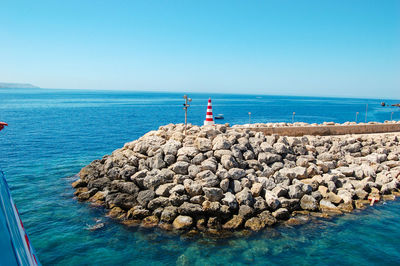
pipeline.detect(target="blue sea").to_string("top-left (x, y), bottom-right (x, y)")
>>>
top-left (1, 88), bottom-right (400, 265)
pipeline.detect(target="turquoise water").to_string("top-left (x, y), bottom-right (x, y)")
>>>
top-left (1, 89), bottom-right (400, 265)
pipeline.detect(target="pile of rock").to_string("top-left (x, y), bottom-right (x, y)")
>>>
top-left (72, 123), bottom-right (400, 233)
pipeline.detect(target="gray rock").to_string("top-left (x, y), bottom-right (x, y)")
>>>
top-left (337, 189), bottom-right (353, 203)
top-left (258, 152), bottom-right (282, 164)
top-left (327, 181), bottom-right (337, 193)
top-left (253, 197), bottom-right (268, 212)
top-left (169, 193), bottom-right (189, 206)
top-left (346, 142), bottom-right (362, 153)
top-left (272, 185), bottom-right (288, 197)
top-left (362, 164), bottom-right (376, 179)
top-left (160, 206), bottom-right (178, 223)
top-left (192, 153), bottom-right (206, 165)
top-left (147, 154), bottom-right (166, 169)
top-left (203, 187), bottom-right (224, 201)
top-left (221, 192), bottom-right (238, 210)
top-left (190, 195), bottom-right (205, 204)
top-left (201, 159), bottom-right (217, 173)
top-left (170, 184), bottom-right (185, 195)
top-left (164, 154), bottom-right (176, 165)
top-left (137, 190), bottom-right (155, 207)
top-left (271, 162), bottom-right (284, 171)
top-left (319, 199), bottom-right (338, 209)
top-left (381, 180), bottom-right (399, 194)
top-left (221, 154), bottom-right (238, 169)
top-left (243, 150), bottom-right (255, 160)
top-left (130, 170), bottom-right (148, 181)
top-left (273, 143), bottom-right (289, 154)
top-left (147, 197), bottom-right (169, 210)
top-left (317, 152), bottom-right (334, 162)
top-left (212, 137), bottom-right (231, 150)
top-left (177, 147), bottom-right (199, 158)
top-left (259, 177), bottom-right (276, 190)
top-left (143, 171), bottom-right (165, 189)
top-left (214, 149), bottom-right (233, 159)
top-left (292, 166), bottom-right (308, 179)
top-left (220, 179), bottom-right (230, 192)
top-left (197, 170), bottom-right (220, 187)
top-left (260, 142), bottom-right (274, 152)
top-left (311, 191), bottom-right (323, 201)
top-left (232, 180), bottom-right (242, 193)
top-left (376, 173), bottom-right (392, 185)
top-left (188, 164), bottom-right (200, 178)
top-left (163, 140), bottom-right (182, 156)
top-left (300, 195), bottom-right (318, 211)
top-left (238, 205), bottom-right (254, 218)
top-left (288, 184), bottom-right (305, 199)
top-left (280, 198), bottom-right (300, 211)
top-left (236, 188), bottom-right (254, 206)
top-left (155, 183), bottom-right (175, 196)
top-left (296, 157), bottom-right (309, 167)
top-left (178, 202), bottom-right (202, 215)
top-left (301, 183), bottom-right (313, 194)
top-left (183, 180), bottom-right (203, 197)
top-left (88, 177), bottom-right (110, 190)
top-left (195, 137), bottom-right (212, 152)
top-left (228, 168), bottom-right (246, 179)
top-left (264, 191), bottom-right (281, 211)
top-left (247, 160), bottom-right (263, 171)
top-left (172, 161), bottom-right (190, 175)
top-left (114, 181), bottom-right (140, 195)
top-left (127, 206), bottom-right (150, 219)
top-left (272, 208), bottom-right (290, 220)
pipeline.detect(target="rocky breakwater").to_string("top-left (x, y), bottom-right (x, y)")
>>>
top-left (72, 123), bottom-right (400, 234)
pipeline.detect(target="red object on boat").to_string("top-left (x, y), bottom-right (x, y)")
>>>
top-left (0, 122), bottom-right (7, 131)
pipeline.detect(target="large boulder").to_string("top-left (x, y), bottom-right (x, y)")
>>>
top-left (195, 170), bottom-right (218, 187)
top-left (202, 187), bottom-right (224, 201)
top-left (221, 192), bottom-right (239, 210)
top-left (228, 168), bottom-right (247, 179)
top-left (160, 206), bottom-right (178, 223)
top-left (172, 161), bottom-right (190, 175)
top-left (244, 217), bottom-right (265, 231)
top-left (264, 191), bottom-right (281, 211)
top-left (258, 152), bottom-right (282, 164)
top-left (178, 202), bottom-right (202, 215)
top-left (235, 188), bottom-right (253, 206)
top-left (222, 215), bottom-right (244, 230)
top-left (137, 190), bottom-right (155, 207)
top-left (221, 155), bottom-right (238, 169)
top-left (195, 137), bottom-right (212, 152)
top-left (300, 195), bottom-right (318, 211)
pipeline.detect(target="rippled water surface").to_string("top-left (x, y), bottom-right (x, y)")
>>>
top-left (1, 89), bottom-right (399, 265)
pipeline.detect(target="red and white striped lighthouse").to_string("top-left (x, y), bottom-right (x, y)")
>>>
top-left (204, 98), bottom-right (215, 126)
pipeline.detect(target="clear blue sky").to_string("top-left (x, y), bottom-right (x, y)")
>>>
top-left (1, 0), bottom-right (399, 98)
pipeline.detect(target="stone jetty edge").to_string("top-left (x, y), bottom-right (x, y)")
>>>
top-left (72, 121), bottom-right (400, 234)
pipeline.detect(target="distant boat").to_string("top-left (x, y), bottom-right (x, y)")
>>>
top-left (391, 104), bottom-right (400, 107)
top-left (214, 114), bottom-right (224, 119)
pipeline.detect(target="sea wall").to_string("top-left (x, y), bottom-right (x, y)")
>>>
top-left (72, 122), bottom-right (400, 234)
top-left (237, 121), bottom-right (400, 136)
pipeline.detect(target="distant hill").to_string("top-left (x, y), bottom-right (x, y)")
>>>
top-left (0, 82), bottom-right (39, 89)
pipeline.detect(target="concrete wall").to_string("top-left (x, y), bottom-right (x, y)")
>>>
top-left (245, 123), bottom-right (400, 136)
